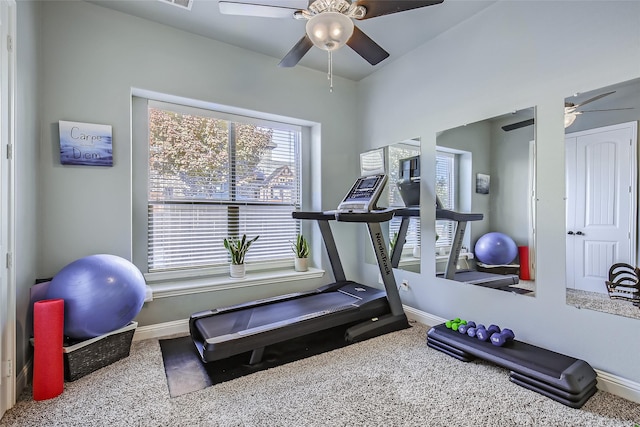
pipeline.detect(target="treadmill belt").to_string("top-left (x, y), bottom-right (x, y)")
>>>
top-left (191, 282), bottom-right (391, 363)
top-left (195, 291), bottom-right (361, 340)
top-left (438, 270), bottom-right (519, 288)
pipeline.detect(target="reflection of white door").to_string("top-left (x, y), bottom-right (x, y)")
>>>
top-left (0, 0), bottom-right (14, 418)
top-left (566, 122), bottom-right (637, 293)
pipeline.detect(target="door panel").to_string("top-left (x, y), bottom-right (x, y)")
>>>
top-left (566, 122), bottom-right (637, 293)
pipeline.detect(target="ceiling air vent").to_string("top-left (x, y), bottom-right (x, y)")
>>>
top-left (158, 0), bottom-right (193, 11)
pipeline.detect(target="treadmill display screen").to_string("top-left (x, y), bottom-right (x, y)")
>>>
top-left (337, 174), bottom-right (387, 213)
top-left (357, 177), bottom-right (378, 190)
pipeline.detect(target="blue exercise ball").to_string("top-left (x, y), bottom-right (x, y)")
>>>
top-left (474, 232), bottom-right (518, 265)
top-left (47, 254), bottom-right (146, 339)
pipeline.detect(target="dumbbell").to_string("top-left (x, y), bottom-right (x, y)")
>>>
top-left (446, 318), bottom-right (466, 331)
top-left (468, 324), bottom-right (485, 339)
top-left (452, 319), bottom-right (467, 331)
top-left (490, 328), bottom-right (516, 347)
top-left (476, 327), bottom-right (491, 342)
top-left (458, 321), bottom-right (475, 334)
top-left (487, 324), bottom-right (501, 335)
top-left (445, 317), bottom-right (461, 329)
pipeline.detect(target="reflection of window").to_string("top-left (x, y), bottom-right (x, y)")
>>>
top-left (390, 217), bottom-right (420, 254)
top-left (436, 150), bottom-right (456, 247)
top-left (388, 144), bottom-right (420, 254)
top-left (144, 100), bottom-right (302, 273)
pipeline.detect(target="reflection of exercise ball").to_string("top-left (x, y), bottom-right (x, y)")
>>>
top-left (47, 254), bottom-right (146, 339)
top-left (474, 232), bottom-right (518, 265)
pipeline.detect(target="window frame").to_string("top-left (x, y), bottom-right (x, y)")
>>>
top-left (435, 146), bottom-right (474, 254)
top-left (131, 92), bottom-right (321, 294)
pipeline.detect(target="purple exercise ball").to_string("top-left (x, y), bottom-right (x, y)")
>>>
top-left (46, 254), bottom-right (146, 339)
top-left (474, 232), bottom-right (518, 265)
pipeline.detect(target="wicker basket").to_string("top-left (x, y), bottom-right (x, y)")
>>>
top-left (62, 321), bottom-right (137, 381)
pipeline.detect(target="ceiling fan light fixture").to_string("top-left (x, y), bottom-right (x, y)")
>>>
top-left (564, 111), bottom-right (579, 128)
top-left (305, 12), bottom-right (354, 51)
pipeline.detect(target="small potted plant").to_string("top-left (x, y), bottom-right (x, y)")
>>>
top-left (291, 234), bottom-right (310, 272)
top-left (223, 234), bottom-right (259, 278)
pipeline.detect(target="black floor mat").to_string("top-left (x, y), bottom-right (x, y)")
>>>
top-left (159, 326), bottom-right (353, 397)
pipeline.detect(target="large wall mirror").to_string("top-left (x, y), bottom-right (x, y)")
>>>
top-left (564, 77), bottom-right (640, 321)
top-left (435, 108), bottom-right (536, 296)
top-left (363, 138), bottom-right (421, 273)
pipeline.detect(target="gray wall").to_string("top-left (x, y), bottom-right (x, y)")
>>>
top-left (358, 1), bottom-right (640, 383)
top-left (15, 0), bottom-right (41, 381)
top-left (15, 1), bottom-right (361, 375)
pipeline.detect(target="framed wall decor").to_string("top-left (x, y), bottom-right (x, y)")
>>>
top-left (476, 173), bottom-right (490, 194)
top-left (59, 120), bottom-right (113, 166)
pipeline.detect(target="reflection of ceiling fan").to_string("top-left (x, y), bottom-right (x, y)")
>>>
top-left (219, 0), bottom-right (443, 88)
top-left (502, 91), bottom-right (634, 131)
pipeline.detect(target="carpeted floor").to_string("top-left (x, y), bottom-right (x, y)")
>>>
top-left (2, 322), bottom-right (639, 427)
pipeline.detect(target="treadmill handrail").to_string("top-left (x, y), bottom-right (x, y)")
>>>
top-left (294, 209), bottom-right (396, 223)
top-left (292, 211), bottom-right (337, 221)
top-left (335, 208), bottom-right (395, 223)
top-left (436, 208), bottom-right (483, 222)
top-left (393, 207), bottom-right (420, 217)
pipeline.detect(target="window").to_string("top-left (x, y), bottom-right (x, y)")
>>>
top-left (435, 150), bottom-right (456, 247)
top-left (144, 100), bottom-right (302, 274)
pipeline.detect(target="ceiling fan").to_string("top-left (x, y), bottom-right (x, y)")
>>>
top-left (502, 91), bottom-right (634, 131)
top-left (219, 0), bottom-right (444, 89)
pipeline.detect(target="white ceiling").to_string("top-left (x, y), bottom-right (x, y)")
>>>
top-left (87, 0), bottom-right (496, 81)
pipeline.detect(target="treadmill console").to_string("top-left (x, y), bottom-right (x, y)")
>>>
top-left (337, 174), bottom-right (388, 213)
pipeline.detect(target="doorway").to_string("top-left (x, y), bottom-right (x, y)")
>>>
top-left (565, 121), bottom-right (638, 293)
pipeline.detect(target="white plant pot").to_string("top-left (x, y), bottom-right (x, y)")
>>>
top-left (294, 257), bottom-right (308, 272)
top-left (230, 263), bottom-right (246, 278)
top-left (413, 245), bottom-right (421, 258)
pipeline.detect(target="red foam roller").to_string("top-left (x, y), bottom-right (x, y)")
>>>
top-left (33, 299), bottom-right (64, 401)
top-left (518, 246), bottom-right (530, 281)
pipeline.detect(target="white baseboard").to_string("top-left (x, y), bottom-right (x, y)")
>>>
top-left (595, 369), bottom-right (640, 404)
top-left (402, 304), bottom-right (640, 404)
top-left (16, 359), bottom-right (31, 399)
top-left (133, 318), bottom-right (189, 341)
top-left (403, 304), bottom-right (447, 327)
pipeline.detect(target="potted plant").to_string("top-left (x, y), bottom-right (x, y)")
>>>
top-left (223, 234), bottom-right (259, 278)
top-left (291, 234), bottom-right (310, 272)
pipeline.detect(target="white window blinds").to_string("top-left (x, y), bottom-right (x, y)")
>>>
top-left (435, 151), bottom-right (456, 247)
top-left (147, 101), bottom-right (302, 273)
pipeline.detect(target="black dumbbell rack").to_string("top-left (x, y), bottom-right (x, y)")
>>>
top-left (426, 323), bottom-right (598, 408)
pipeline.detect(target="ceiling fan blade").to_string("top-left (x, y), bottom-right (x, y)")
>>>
top-left (355, 0), bottom-right (444, 20)
top-left (347, 26), bottom-right (389, 65)
top-left (502, 118), bottom-right (535, 132)
top-left (573, 91), bottom-right (615, 109)
top-left (578, 107), bottom-right (635, 113)
top-left (219, 1), bottom-right (302, 18)
top-left (278, 35), bottom-right (314, 67)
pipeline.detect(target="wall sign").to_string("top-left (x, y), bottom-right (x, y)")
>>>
top-left (59, 120), bottom-right (113, 166)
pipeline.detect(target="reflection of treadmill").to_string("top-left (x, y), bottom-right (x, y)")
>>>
top-left (390, 207), bottom-right (420, 268)
top-left (189, 174), bottom-right (409, 364)
top-left (391, 155), bottom-right (421, 268)
top-left (436, 204), bottom-right (519, 289)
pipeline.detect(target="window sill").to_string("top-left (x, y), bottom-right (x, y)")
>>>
top-left (435, 251), bottom-right (474, 261)
top-left (148, 267), bottom-right (325, 299)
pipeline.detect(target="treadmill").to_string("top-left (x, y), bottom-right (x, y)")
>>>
top-left (190, 173), bottom-right (410, 364)
top-left (436, 206), bottom-right (519, 289)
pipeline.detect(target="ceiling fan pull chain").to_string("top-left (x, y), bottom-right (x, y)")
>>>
top-left (328, 50), bottom-right (333, 92)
